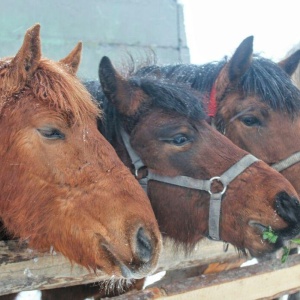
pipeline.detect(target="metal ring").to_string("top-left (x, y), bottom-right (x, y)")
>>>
top-left (208, 176), bottom-right (227, 195)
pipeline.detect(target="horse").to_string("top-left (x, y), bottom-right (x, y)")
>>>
top-left (36, 54), bottom-right (300, 300)
top-left (0, 23), bottom-right (162, 291)
top-left (132, 36), bottom-right (300, 199)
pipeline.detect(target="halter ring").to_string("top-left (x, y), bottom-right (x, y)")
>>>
top-left (208, 176), bottom-right (227, 195)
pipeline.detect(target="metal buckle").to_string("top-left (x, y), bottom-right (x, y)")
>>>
top-left (134, 167), bottom-right (148, 180)
top-left (208, 176), bottom-right (227, 195)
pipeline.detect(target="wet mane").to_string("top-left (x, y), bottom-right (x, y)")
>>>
top-left (129, 76), bottom-right (206, 121)
top-left (241, 57), bottom-right (300, 115)
top-left (136, 55), bottom-right (300, 116)
top-left (87, 70), bottom-right (206, 141)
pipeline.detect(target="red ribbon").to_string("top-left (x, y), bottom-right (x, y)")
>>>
top-left (208, 83), bottom-right (217, 117)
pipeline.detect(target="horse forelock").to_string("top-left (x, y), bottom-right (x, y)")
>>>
top-left (0, 58), bottom-right (101, 125)
top-left (239, 56), bottom-right (300, 116)
top-left (130, 75), bottom-right (206, 122)
top-left (31, 59), bottom-right (101, 124)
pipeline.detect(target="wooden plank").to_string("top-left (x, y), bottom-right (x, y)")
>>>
top-left (110, 254), bottom-right (300, 300)
top-left (0, 239), bottom-right (240, 296)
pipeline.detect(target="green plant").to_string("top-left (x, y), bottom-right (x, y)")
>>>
top-left (262, 227), bottom-right (300, 263)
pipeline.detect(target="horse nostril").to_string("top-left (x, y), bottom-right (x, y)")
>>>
top-left (275, 191), bottom-right (300, 224)
top-left (135, 227), bottom-right (153, 263)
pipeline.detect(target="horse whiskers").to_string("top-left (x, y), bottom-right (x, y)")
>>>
top-left (98, 277), bottom-right (134, 296)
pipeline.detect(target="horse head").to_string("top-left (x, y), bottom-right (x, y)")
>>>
top-left (0, 24), bottom-right (162, 279)
top-left (212, 36), bottom-right (300, 196)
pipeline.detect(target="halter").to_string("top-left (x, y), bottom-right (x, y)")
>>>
top-left (208, 84), bottom-right (300, 173)
top-left (271, 152), bottom-right (300, 172)
top-left (120, 126), bottom-right (259, 241)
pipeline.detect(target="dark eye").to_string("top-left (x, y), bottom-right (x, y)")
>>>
top-left (172, 134), bottom-right (189, 146)
top-left (240, 115), bottom-right (261, 127)
top-left (37, 128), bottom-right (65, 140)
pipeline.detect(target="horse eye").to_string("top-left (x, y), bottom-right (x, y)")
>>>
top-left (37, 128), bottom-right (65, 140)
top-left (240, 116), bottom-right (261, 127)
top-left (172, 134), bottom-right (189, 146)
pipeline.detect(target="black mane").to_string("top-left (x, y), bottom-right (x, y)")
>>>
top-left (136, 55), bottom-right (300, 116)
top-left (85, 73), bottom-right (206, 141)
top-left (129, 75), bottom-right (206, 121)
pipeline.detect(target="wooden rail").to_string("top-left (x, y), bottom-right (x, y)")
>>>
top-left (0, 239), bottom-right (239, 296)
top-left (2, 239), bottom-right (300, 299)
top-left (110, 254), bottom-right (300, 300)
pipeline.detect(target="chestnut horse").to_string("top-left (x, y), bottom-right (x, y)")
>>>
top-left (0, 24), bottom-right (162, 287)
top-left (133, 36), bottom-right (300, 198)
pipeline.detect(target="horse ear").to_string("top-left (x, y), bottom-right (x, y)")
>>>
top-left (215, 36), bottom-right (253, 99)
top-left (10, 24), bottom-right (41, 83)
top-left (99, 56), bottom-right (143, 115)
top-left (278, 49), bottom-right (300, 76)
top-left (59, 42), bottom-right (82, 75)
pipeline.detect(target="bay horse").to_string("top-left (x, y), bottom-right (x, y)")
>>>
top-left (0, 24), bottom-right (162, 284)
top-left (38, 55), bottom-right (300, 300)
top-left (133, 36), bottom-right (300, 198)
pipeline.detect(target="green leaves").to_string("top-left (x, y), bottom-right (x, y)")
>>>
top-left (291, 239), bottom-right (300, 245)
top-left (262, 227), bottom-right (300, 263)
top-left (281, 246), bottom-right (290, 263)
top-left (262, 226), bottom-right (278, 244)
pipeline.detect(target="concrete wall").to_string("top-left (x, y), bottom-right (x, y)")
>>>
top-left (0, 0), bottom-right (189, 80)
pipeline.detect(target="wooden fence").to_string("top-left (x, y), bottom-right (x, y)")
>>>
top-left (1, 239), bottom-right (300, 299)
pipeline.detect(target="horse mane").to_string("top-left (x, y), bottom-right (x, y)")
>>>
top-left (1, 58), bottom-right (101, 125)
top-left (129, 76), bottom-right (206, 121)
top-left (136, 55), bottom-right (300, 117)
top-left (112, 55), bottom-right (206, 123)
top-left (87, 59), bottom-right (206, 141)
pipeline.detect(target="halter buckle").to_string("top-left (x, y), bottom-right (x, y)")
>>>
top-left (208, 176), bottom-right (227, 195)
top-left (134, 167), bottom-right (148, 180)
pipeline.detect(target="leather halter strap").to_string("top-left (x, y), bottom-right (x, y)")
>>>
top-left (120, 126), bottom-right (258, 241)
top-left (208, 84), bottom-right (300, 173)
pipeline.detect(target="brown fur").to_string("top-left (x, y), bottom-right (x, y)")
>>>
top-left (99, 56), bottom-right (300, 257)
top-left (0, 24), bottom-right (162, 279)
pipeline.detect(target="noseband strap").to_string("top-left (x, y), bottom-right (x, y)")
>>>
top-left (120, 126), bottom-right (259, 241)
top-left (271, 151), bottom-right (300, 172)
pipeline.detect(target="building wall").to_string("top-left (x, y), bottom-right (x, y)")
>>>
top-left (0, 0), bottom-right (189, 80)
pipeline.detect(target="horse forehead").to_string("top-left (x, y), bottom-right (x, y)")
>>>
top-left (139, 108), bottom-right (193, 127)
top-left (221, 92), bottom-right (268, 113)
